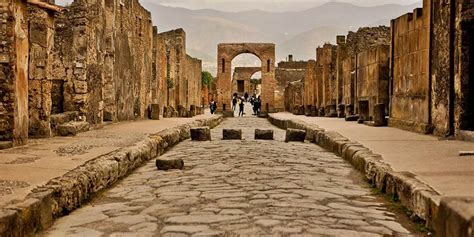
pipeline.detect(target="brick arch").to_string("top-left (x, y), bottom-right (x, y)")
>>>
top-left (216, 43), bottom-right (276, 113)
top-left (232, 67), bottom-right (261, 96)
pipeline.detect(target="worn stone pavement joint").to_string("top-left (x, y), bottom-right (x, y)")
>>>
top-left (285, 128), bottom-right (306, 142)
top-left (255, 129), bottom-right (274, 140)
top-left (190, 127), bottom-right (211, 141)
top-left (156, 159), bottom-right (184, 171)
top-left (267, 114), bottom-right (448, 233)
top-left (223, 129), bottom-right (242, 140)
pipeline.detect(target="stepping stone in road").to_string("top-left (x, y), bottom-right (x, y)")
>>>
top-left (255, 129), bottom-right (274, 140)
top-left (223, 129), bottom-right (242, 140)
top-left (191, 127), bottom-right (211, 141)
top-left (285, 128), bottom-right (306, 142)
top-left (156, 158), bottom-right (184, 171)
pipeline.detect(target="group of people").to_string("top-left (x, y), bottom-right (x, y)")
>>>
top-left (209, 92), bottom-right (262, 116)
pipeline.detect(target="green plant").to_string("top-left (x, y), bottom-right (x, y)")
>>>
top-left (167, 78), bottom-right (174, 89)
top-left (201, 71), bottom-right (214, 88)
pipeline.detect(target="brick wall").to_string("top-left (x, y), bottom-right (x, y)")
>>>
top-left (389, 5), bottom-right (431, 133)
top-left (0, 0), bottom-right (29, 145)
top-left (356, 45), bottom-right (390, 119)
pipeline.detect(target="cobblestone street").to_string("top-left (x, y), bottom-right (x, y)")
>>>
top-left (42, 117), bottom-right (417, 236)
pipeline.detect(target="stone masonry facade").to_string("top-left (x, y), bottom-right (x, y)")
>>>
top-left (284, 0), bottom-right (473, 139)
top-left (0, 0), bottom-right (203, 147)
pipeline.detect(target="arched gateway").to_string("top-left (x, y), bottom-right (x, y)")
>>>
top-left (232, 67), bottom-right (261, 96)
top-left (216, 43), bottom-right (276, 113)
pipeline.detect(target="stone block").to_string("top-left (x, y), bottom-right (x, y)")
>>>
top-left (223, 129), bottom-right (242, 140)
top-left (150, 104), bottom-right (160, 120)
top-left (0, 141), bottom-right (13, 150)
top-left (373, 103), bottom-right (386, 126)
top-left (156, 158), bottom-right (184, 171)
top-left (337, 104), bottom-right (345, 118)
top-left (345, 115), bottom-right (359, 121)
top-left (326, 104), bottom-right (337, 117)
top-left (285, 128), bottom-right (306, 142)
top-left (255, 129), bottom-right (274, 140)
top-left (358, 100), bottom-right (370, 123)
top-left (435, 197), bottom-right (474, 237)
top-left (57, 121), bottom-right (90, 136)
top-left (190, 127), bottom-right (211, 141)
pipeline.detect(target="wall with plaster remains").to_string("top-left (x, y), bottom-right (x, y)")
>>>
top-left (0, 0), bottom-right (29, 145)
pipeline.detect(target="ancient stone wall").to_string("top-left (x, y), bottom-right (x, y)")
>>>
top-left (232, 67), bottom-right (260, 96)
top-left (454, 0), bottom-right (474, 135)
top-left (337, 27), bottom-right (391, 117)
top-left (1, 0), bottom-right (202, 147)
top-left (431, 0), bottom-right (474, 136)
top-left (276, 60), bottom-right (307, 112)
top-left (156, 29), bottom-right (186, 112)
top-left (0, 0), bottom-right (29, 145)
top-left (28, 5), bottom-right (55, 138)
top-left (284, 81), bottom-right (304, 113)
top-left (315, 47), bottom-right (324, 111)
top-left (356, 45), bottom-right (390, 119)
top-left (302, 60), bottom-right (315, 108)
top-left (321, 44), bottom-right (337, 116)
top-left (185, 55), bottom-right (202, 109)
top-left (389, 5), bottom-right (431, 133)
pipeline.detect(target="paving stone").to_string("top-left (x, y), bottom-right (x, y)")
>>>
top-left (165, 215), bottom-right (243, 224)
top-left (285, 128), bottom-right (306, 142)
top-left (160, 225), bottom-right (210, 234)
top-left (255, 219), bottom-right (281, 227)
top-left (191, 127), bottom-right (211, 141)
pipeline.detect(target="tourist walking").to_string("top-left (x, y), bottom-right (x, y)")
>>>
top-left (232, 95), bottom-right (237, 111)
top-left (238, 98), bottom-right (245, 117)
top-left (209, 99), bottom-right (217, 114)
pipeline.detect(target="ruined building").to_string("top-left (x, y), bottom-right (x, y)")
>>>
top-left (275, 57), bottom-right (307, 112)
top-left (0, 0), bottom-right (203, 148)
top-left (283, 0), bottom-right (473, 140)
top-left (232, 67), bottom-right (260, 97)
top-left (390, 0), bottom-right (473, 138)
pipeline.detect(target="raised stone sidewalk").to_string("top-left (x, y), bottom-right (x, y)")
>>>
top-left (268, 112), bottom-right (474, 237)
top-left (0, 114), bottom-right (223, 236)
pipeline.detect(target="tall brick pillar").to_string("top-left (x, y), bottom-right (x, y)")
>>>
top-left (0, 0), bottom-right (29, 146)
top-left (28, 5), bottom-right (55, 138)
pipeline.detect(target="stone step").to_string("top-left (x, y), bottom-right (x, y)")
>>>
top-left (57, 121), bottom-right (90, 136)
top-left (50, 111), bottom-right (80, 129)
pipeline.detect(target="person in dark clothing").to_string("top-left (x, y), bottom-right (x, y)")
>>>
top-left (256, 96), bottom-right (262, 114)
top-left (238, 99), bottom-right (245, 117)
top-left (209, 99), bottom-right (217, 114)
top-left (244, 92), bottom-right (249, 102)
top-left (232, 96), bottom-right (237, 111)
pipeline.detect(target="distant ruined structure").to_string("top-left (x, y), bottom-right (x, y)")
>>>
top-left (284, 0), bottom-right (473, 140)
top-left (0, 0), bottom-right (203, 148)
top-left (216, 43), bottom-right (276, 114)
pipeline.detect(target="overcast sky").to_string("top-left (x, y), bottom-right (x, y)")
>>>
top-left (57, 0), bottom-right (420, 12)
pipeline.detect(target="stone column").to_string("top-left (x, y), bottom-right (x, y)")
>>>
top-left (28, 5), bottom-right (54, 138)
top-left (0, 0), bottom-right (29, 146)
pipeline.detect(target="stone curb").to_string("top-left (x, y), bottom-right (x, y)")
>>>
top-left (267, 114), bottom-right (449, 232)
top-left (0, 115), bottom-right (223, 237)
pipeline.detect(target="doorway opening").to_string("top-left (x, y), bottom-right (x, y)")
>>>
top-left (51, 80), bottom-right (65, 114)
